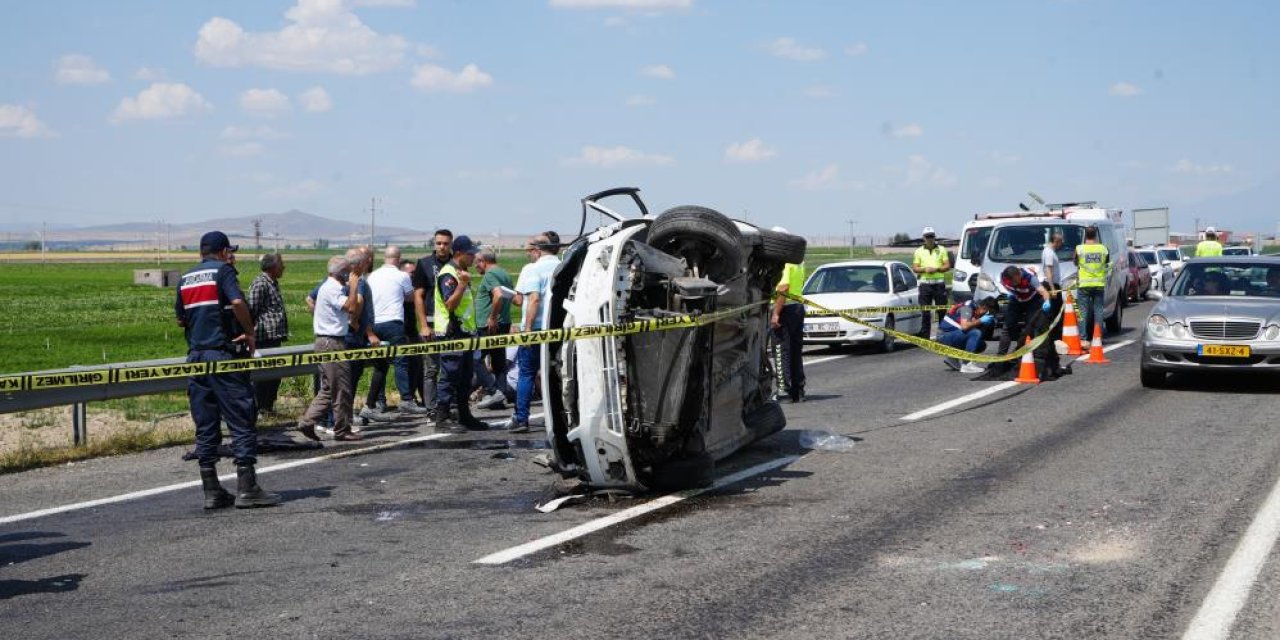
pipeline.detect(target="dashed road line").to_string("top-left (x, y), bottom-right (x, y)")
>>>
top-left (901, 339), bottom-right (1138, 421)
top-left (474, 455), bottom-right (801, 565)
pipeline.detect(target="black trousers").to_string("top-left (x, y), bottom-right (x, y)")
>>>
top-left (918, 281), bottom-right (950, 329)
top-left (252, 338), bottom-right (283, 412)
top-left (773, 304), bottom-right (806, 399)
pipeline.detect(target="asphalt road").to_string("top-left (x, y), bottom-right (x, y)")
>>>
top-left (4, 298), bottom-right (1280, 639)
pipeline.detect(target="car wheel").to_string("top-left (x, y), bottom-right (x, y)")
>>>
top-left (879, 315), bottom-right (896, 353)
top-left (1105, 298), bottom-right (1123, 334)
top-left (743, 400), bottom-right (786, 439)
top-left (756, 227), bottom-right (807, 264)
top-left (647, 206), bottom-right (745, 283)
top-left (1140, 367), bottom-right (1166, 388)
top-left (647, 453), bottom-right (716, 491)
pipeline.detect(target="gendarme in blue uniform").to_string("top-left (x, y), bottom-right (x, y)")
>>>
top-left (176, 255), bottom-right (257, 467)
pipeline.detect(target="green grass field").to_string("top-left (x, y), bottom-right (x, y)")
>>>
top-left (0, 245), bottom-right (910, 375)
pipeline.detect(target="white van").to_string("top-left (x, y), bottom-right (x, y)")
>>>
top-left (952, 218), bottom-right (1001, 302)
top-left (971, 207), bottom-right (1129, 333)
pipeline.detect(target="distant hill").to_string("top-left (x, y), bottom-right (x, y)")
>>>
top-left (78, 209), bottom-right (423, 239)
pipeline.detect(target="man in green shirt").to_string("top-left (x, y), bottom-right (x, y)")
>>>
top-left (474, 248), bottom-right (515, 410)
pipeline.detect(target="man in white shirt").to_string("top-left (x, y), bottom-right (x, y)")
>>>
top-left (298, 255), bottom-right (364, 441)
top-left (363, 245), bottom-right (425, 419)
top-left (505, 231), bottom-right (562, 433)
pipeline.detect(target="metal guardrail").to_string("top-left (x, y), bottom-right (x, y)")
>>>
top-left (0, 345), bottom-right (319, 445)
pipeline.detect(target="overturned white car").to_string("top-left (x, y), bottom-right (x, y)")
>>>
top-left (542, 188), bottom-right (807, 491)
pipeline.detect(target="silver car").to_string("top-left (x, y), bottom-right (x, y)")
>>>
top-left (1140, 256), bottom-right (1280, 387)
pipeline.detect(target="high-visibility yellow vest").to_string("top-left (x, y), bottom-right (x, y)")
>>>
top-left (1195, 240), bottom-right (1223, 257)
top-left (1076, 243), bottom-right (1109, 289)
top-left (779, 263), bottom-right (806, 303)
top-left (913, 245), bottom-right (949, 282)
top-left (433, 262), bottom-right (475, 334)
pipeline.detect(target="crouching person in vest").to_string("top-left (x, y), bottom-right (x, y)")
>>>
top-left (937, 297), bottom-right (998, 374)
top-left (433, 235), bottom-right (489, 433)
top-left (175, 231), bottom-right (281, 509)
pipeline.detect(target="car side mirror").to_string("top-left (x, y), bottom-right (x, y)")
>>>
top-left (971, 253), bottom-right (983, 266)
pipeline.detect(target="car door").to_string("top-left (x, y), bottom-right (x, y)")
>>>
top-left (892, 264), bottom-right (923, 333)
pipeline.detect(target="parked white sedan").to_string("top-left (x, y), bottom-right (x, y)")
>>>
top-left (801, 260), bottom-right (927, 351)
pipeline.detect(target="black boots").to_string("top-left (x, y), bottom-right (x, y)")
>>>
top-left (200, 466), bottom-right (234, 510)
top-left (235, 465), bottom-right (282, 508)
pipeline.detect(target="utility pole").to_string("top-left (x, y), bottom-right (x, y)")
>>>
top-left (846, 218), bottom-right (858, 258)
top-left (252, 218), bottom-right (263, 250)
top-left (40, 221), bottom-right (46, 265)
top-left (369, 196), bottom-right (379, 247)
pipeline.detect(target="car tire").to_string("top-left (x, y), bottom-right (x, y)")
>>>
top-left (647, 206), bottom-right (745, 283)
top-left (647, 453), bottom-right (716, 492)
top-left (1140, 367), bottom-right (1166, 388)
top-left (743, 400), bottom-right (786, 439)
top-left (879, 315), bottom-right (896, 353)
top-left (1105, 298), bottom-right (1123, 334)
top-left (757, 227), bottom-right (807, 265)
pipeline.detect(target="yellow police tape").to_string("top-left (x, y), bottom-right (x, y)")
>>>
top-left (786, 292), bottom-right (1065, 364)
top-left (0, 301), bottom-right (768, 393)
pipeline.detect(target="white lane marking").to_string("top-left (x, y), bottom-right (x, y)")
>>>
top-left (804, 354), bottom-right (847, 366)
top-left (901, 339), bottom-right (1138, 421)
top-left (901, 382), bottom-right (1019, 421)
top-left (1075, 338), bottom-right (1137, 362)
top-left (0, 431), bottom-right (463, 526)
top-left (1181, 470), bottom-right (1280, 640)
top-left (0, 410), bottom-right (546, 526)
top-left (474, 455), bottom-right (800, 565)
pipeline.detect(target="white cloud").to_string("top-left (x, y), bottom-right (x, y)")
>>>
top-left (905, 155), bottom-right (958, 188)
top-left (55, 54), bottom-right (111, 85)
top-left (890, 123), bottom-right (924, 138)
top-left (409, 63), bottom-right (493, 92)
top-left (802, 85), bottom-right (835, 99)
top-left (845, 42), bottom-right (869, 56)
top-left (132, 66), bottom-right (165, 81)
top-left (1171, 158), bottom-right (1233, 175)
top-left (724, 138), bottom-right (777, 163)
top-left (239, 88), bottom-right (292, 117)
top-left (218, 141), bottom-right (265, 157)
top-left (0, 105), bottom-right (56, 138)
top-left (549, 0), bottom-right (693, 8)
top-left (221, 125), bottom-right (287, 140)
top-left (766, 37), bottom-right (826, 62)
top-left (265, 178), bottom-right (326, 200)
top-left (562, 145), bottom-right (674, 168)
top-left (625, 95), bottom-right (656, 107)
top-left (194, 0), bottom-right (408, 75)
top-left (640, 64), bottom-right (675, 79)
top-left (298, 86), bottom-right (333, 112)
top-left (110, 83), bottom-right (212, 123)
top-left (1109, 82), bottom-right (1142, 97)
top-left (790, 164), bottom-right (841, 190)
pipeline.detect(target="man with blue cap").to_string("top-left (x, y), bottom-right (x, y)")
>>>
top-left (175, 231), bottom-right (280, 509)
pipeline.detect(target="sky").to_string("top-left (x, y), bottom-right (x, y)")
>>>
top-left (1, 0), bottom-right (1277, 239)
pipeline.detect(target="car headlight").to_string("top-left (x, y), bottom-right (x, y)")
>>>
top-left (1147, 314), bottom-right (1169, 338)
top-left (976, 273), bottom-right (996, 292)
top-left (1265, 325), bottom-right (1280, 341)
top-left (953, 269), bottom-right (967, 282)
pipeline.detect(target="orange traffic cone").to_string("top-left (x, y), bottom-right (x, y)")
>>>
top-left (1061, 292), bottom-right (1084, 356)
top-left (1014, 337), bottom-right (1040, 384)
top-left (1083, 323), bottom-right (1110, 364)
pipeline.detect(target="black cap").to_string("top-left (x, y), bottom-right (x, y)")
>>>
top-left (451, 235), bottom-right (480, 255)
top-left (200, 231), bottom-right (238, 253)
